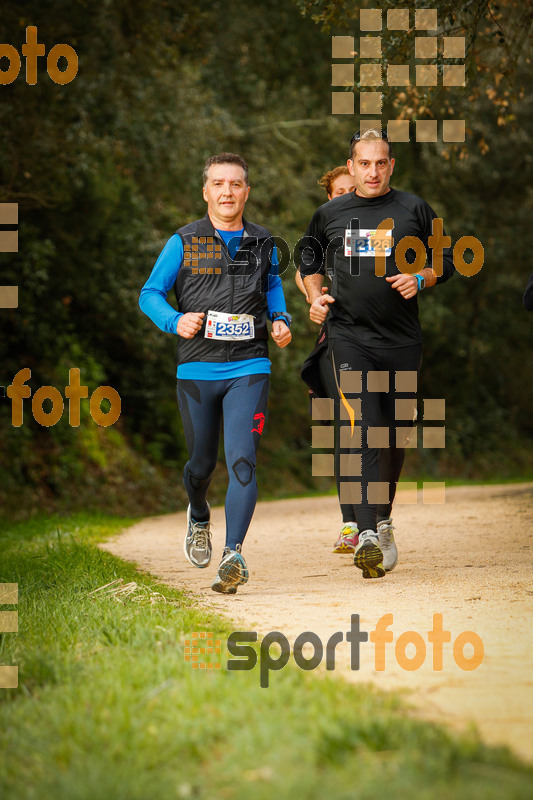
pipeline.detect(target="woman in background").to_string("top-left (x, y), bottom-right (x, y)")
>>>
top-left (296, 166), bottom-right (360, 554)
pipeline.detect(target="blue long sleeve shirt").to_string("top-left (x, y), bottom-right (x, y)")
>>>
top-left (139, 231), bottom-right (287, 379)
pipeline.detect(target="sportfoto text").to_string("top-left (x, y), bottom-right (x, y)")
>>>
top-left (226, 614), bottom-right (484, 688)
top-left (201, 219), bottom-right (483, 278)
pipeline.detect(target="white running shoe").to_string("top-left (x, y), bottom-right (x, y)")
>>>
top-left (353, 530), bottom-right (385, 579)
top-left (377, 518), bottom-right (398, 572)
top-left (183, 504), bottom-right (212, 568)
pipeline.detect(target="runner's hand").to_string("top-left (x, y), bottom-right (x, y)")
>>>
top-left (309, 294), bottom-right (334, 324)
top-left (305, 286), bottom-right (329, 304)
top-left (271, 320), bottom-right (292, 348)
top-left (386, 274), bottom-right (418, 299)
top-left (177, 312), bottom-right (205, 338)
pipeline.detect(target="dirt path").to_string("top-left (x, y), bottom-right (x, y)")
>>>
top-left (101, 483), bottom-right (533, 761)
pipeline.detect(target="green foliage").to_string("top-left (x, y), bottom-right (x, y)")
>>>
top-left (0, 0), bottom-right (532, 513)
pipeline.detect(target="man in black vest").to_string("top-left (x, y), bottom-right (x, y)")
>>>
top-left (299, 129), bottom-right (454, 579)
top-left (140, 153), bottom-right (291, 593)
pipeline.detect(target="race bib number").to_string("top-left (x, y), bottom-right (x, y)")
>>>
top-left (205, 310), bottom-right (255, 341)
top-left (344, 229), bottom-right (393, 258)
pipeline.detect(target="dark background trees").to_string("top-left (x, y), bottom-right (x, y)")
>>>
top-left (0, 0), bottom-right (531, 516)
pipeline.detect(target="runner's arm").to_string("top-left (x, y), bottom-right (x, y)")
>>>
top-left (295, 269), bottom-right (308, 300)
top-left (388, 203), bottom-right (456, 298)
top-left (266, 245), bottom-right (288, 318)
top-left (267, 245), bottom-right (291, 346)
top-left (386, 270), bottom-right (437, 298)
top-left (298, 208), bottom-right (334, 321)
top-left (421, 202), bottom-right (455, 285)
top-left (139, 235), bottom-right (184, 333)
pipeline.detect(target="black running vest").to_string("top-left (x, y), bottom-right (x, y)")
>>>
top-left (174, 215), bottom-right (275, 365)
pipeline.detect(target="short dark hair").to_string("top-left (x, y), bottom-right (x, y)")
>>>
top-left (203, 153), bottom-right (249, 186)
top-left (350, 128), bottom-right (393, 161)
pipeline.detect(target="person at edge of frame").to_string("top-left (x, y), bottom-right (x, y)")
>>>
top-left (295, 166), bottom-right (363, 555)
top-left (523, 269), bottom-right (533, 310)
top-left (139, 152), bottom-right (291, 594)
top-left (298, 128), bottom-right (455, 579)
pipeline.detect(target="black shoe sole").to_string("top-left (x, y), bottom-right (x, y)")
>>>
top-left (218, 554), bottom-right (249, 585)
top-left (211, 582), bottom-right (238, 594)
top-left (211, 553), bottom-right (248, 594)
top-left (354, 542), bottom-right (386, 579)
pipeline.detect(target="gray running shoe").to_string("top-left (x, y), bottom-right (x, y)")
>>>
top-left (183, 504), bottom-right (212, 568)
top-left (353, 529), bottom-right (386, 579)
top-left (211, 544), bottom-right (249, 594)
top-left (377, 518), bottom-right (398, 572)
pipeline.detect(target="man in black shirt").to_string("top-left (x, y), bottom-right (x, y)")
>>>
top-left (299, 128), bottom-right (454, 578)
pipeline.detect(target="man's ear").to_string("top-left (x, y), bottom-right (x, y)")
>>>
top-left (202, 186), bottom-right (208, 202)
top-left (347, 159), bottom-right (355, 177)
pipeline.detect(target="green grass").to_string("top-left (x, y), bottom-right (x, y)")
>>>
top-left (0, 513), bottom-right (532, 800)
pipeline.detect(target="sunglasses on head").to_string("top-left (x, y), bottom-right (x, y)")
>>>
top-left (350, 129), bottom-right (389, 145)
